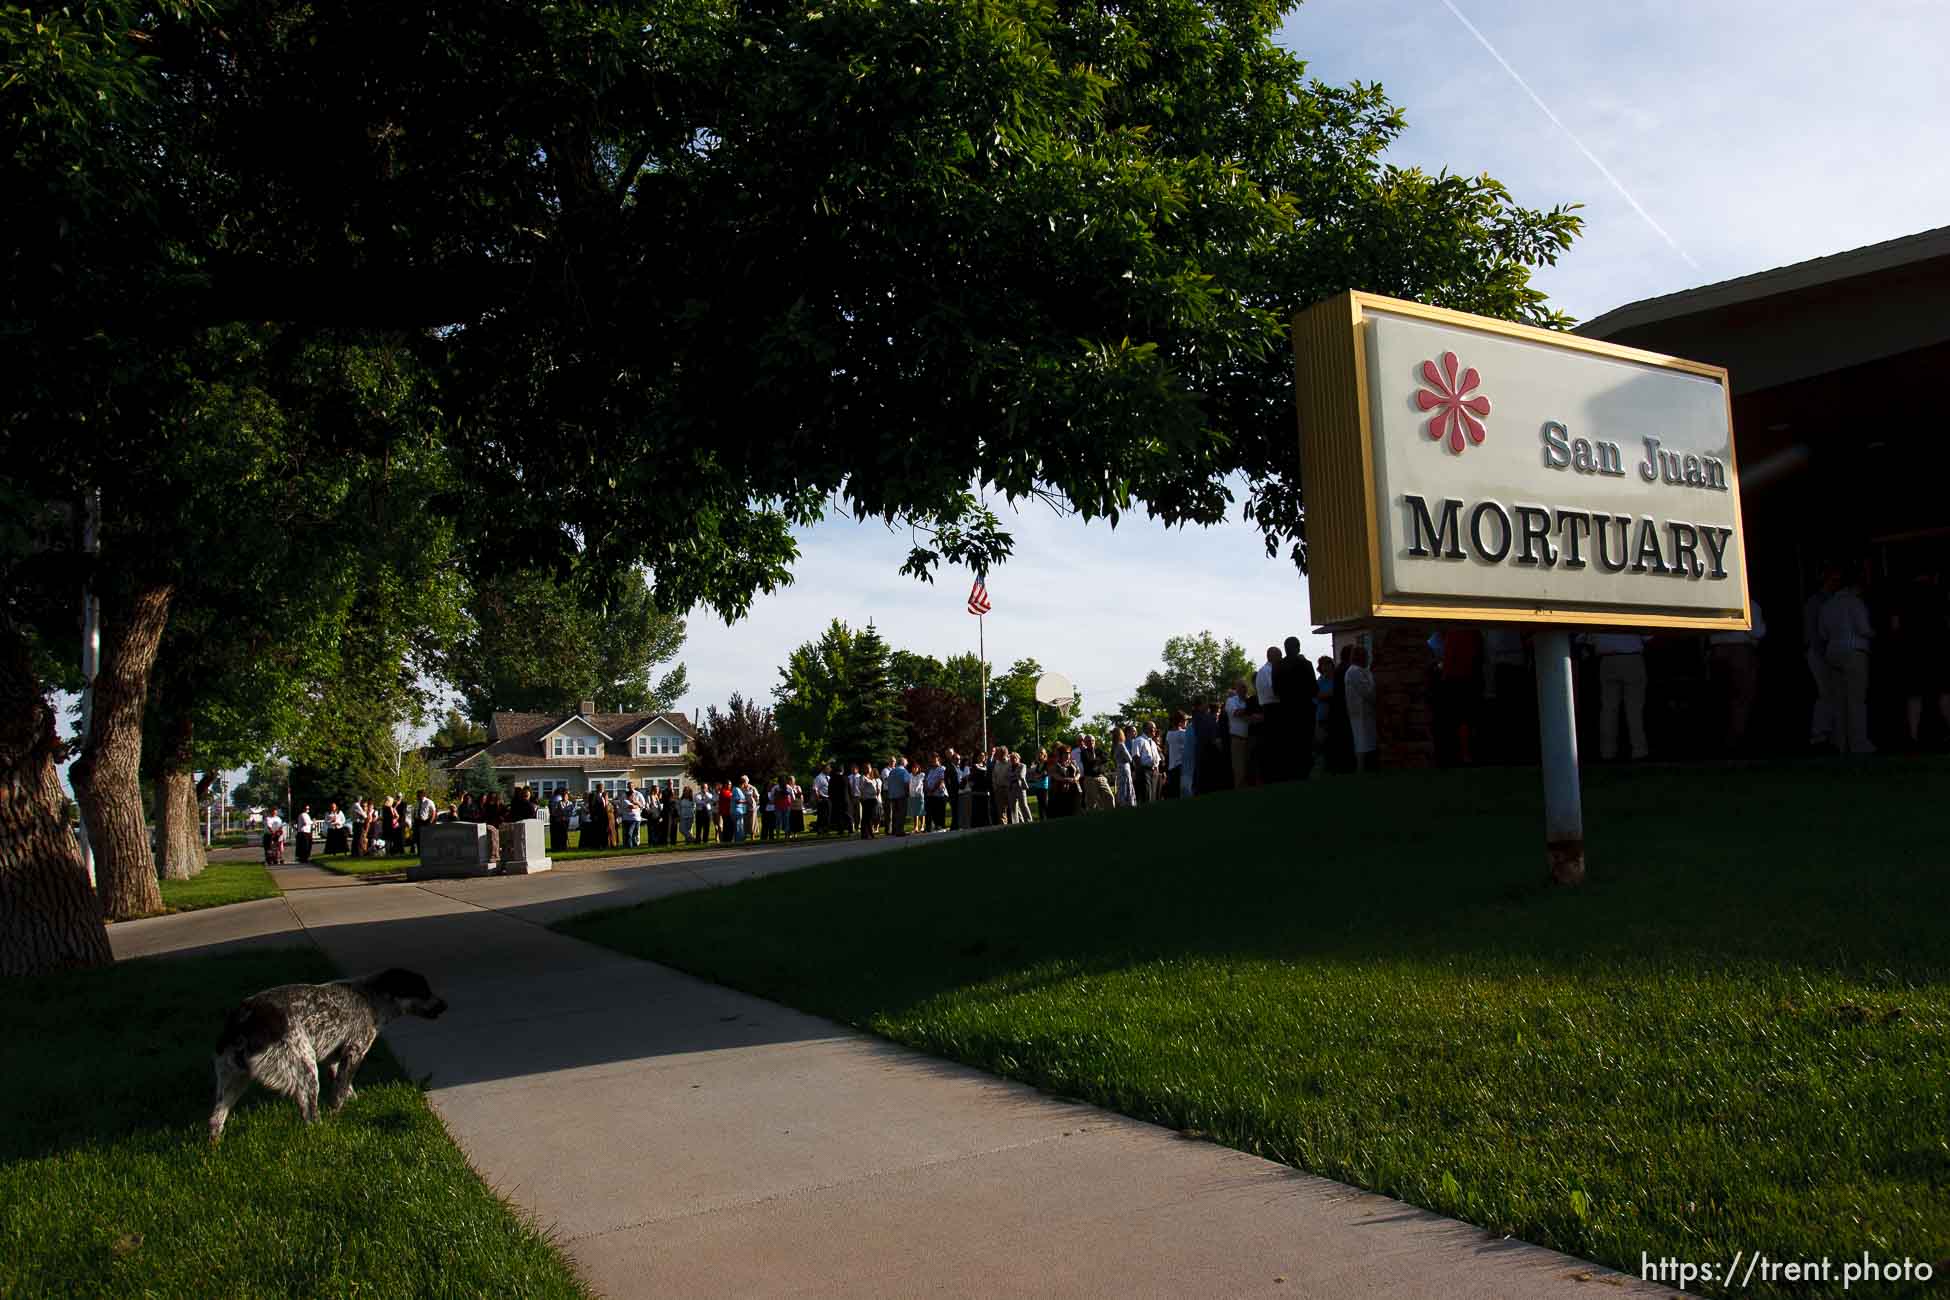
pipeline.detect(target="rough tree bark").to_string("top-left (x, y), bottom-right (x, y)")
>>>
top-left (70, 582), bottom-right (172, 919)
top-left (0, 622), bottom-right (113, 976)
top-left (154, 709), bottom-right (204, 880)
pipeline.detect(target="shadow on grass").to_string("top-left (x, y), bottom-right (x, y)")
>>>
top-left (0, 946), bottom-right (412, 1165)
top-left (558, 757), bottom-right (1950, 1028)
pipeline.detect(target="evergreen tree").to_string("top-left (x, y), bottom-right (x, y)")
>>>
top-left (450, 753), bottom-right (507, 800)
top-left (836, 623), bottom-right (907, 765)
top-left (773, 619), bottom-right (857, 772)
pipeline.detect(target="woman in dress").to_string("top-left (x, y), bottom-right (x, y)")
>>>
top-left (324, 802), bottom-right (348, 856)
top-left (857, 766), bottom-right (883, 839)
top-left (1111, 726), bottom-right (1136, 807)
top-left (678, 787), bottom-right (696, 843)
top-left (1046, 745), bottom-right (1080, 818)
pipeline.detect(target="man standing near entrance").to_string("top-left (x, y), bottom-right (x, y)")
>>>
top-left (1588, 632), bottom-right (1650, 761)
top-left (1274, 637), bottom-right (1316, 780)
top-left (1803, 565), bottom-right (1841, 749)
top-left (1819, 571), bottom-right (1876, 754)
top-left (1709, 603), bottom-right (1766, 754)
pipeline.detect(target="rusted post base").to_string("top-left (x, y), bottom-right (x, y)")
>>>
top-left (1535, 629), bottom-right (1586, 886)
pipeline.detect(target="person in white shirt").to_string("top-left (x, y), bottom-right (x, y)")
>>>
top-left (1344, 649), bottom-right (1378, 770)
top-left (1585, 631), bottom-right (1650, 761)
top-left (414, 790), bottom-right (437, 856)
top-left (262, 808), bottom-right (286, 865)
top-left (1225, 680), bottom-right (1255, 789)
top-left (1128, 724), bottom-right (1161, 803)
top-left (294, 806), bottom-right (315, 864)
top-left (324, 802), bottom-right (348, 856)
top-left (1255, 647), bottom-right (1281, 711)
top-left (1818, 573), bottom-right (1876, 754)
top-left (856, 768), bottom-right (884, 839)
top-left (620, 784), bottom-right (644, 848)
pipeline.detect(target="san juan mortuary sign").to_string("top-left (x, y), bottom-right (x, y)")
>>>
top-left (1292, 291), bottom-right (1750, 633)
top-left (1291, 291), bottom-right (1752, 887)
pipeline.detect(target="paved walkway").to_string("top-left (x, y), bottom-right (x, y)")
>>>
top-left (111, 838), bottom-right (1671, 1299)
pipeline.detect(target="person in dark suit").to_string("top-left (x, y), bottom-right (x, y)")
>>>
top-left (944, 749), bottom-right (963, 830)
top-left (1274, 635), bottom-right (1317, 780)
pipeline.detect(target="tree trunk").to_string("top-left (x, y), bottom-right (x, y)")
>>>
top-left (154, 710), bottom-right (203, 880)
top-left (187, 778), bottom-right (208, 872)
top-left (0, 621), bottom-right (112, 976)
top-left (71, 582), bottom-right (172, 920)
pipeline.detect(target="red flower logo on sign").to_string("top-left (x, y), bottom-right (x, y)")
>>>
top-left (1416, 352), bottom-right (1491, 453)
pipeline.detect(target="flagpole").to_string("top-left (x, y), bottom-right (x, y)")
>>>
top-left (979, 612), bottom-right (987, 757)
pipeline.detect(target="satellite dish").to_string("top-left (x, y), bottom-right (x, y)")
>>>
top-left (1034, 671), bottom-right (1077, 709)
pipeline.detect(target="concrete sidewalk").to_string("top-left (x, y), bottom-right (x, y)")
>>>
top-left (112, 837), bottom-right (1671, 1299)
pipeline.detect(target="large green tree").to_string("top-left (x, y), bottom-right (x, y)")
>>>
top-left (834, 624), bottom-right (908, 766)
top-left (1124, 632), bottom-right (1257, 718)
top-left (3, 0), bottom-right (1579, 970)
top-left (773, 620), bottom-right (858, 773)
top-left (446, 567), bottom-right (687, 724)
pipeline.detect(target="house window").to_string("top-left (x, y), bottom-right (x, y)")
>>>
top-left (636, 736), bottom-right (650, 757)
top-left (553, 737), bottom-right (565, 756)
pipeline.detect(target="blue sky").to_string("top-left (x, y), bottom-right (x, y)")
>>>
top-left (672, 0), bottom-right (1950, 723)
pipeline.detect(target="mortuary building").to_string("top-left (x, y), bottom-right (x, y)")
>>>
top-left (442, 700), bottom-right (696, 799)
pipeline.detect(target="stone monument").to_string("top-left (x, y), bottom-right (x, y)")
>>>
top-left (496, 818), bottom-right (553, 875)
top-left (408, 821), bottom-right (493, 879)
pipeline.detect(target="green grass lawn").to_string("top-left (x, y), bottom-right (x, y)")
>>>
top-left (560, 758), bottom-right (1950, 1299)
top-left (0, 947), bottom-right (585, 1299)
top-left (155, 861), bottom-right (281, 913)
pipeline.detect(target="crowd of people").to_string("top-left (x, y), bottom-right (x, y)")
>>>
top-left (253, 634), bottom-right (1369, 866)
top-left (259, 791), bottom-right (443, 864)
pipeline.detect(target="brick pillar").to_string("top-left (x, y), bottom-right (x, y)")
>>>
top-left (1372, 626), bottom-right (1436, 769)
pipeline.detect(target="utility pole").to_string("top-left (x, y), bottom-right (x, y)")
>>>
top-left (76, 488), bottom-right (101, 887)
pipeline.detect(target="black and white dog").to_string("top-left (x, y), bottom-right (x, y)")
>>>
top-left (209, 968), bottom-right (448, 1142)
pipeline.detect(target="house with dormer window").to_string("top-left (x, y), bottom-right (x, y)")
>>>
top-left (441, 700), bottom-right (697, 800)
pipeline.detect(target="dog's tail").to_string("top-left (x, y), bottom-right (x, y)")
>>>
top-left (215, 998), bottom-right (289, 1068)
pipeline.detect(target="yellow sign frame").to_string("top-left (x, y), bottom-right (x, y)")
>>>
top-left (1292, 290), bottom-right (1752, 632)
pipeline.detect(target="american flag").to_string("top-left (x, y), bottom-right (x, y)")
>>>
top-left (966, 572), bottom-right (991, 617)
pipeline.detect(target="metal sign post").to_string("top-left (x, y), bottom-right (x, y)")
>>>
top-left (1533, 630), bottom-right (1584, 885)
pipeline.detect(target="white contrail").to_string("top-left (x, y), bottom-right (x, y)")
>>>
top-left (1438, 0), bottom-right (1699, 270)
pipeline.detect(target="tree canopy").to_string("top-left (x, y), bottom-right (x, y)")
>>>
top-left (445, 568), bottom-right (688, 725)
top-left (687, 694), bottom-right (788, 786)
top-left (2, 0), bottom-right (1581, 970)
